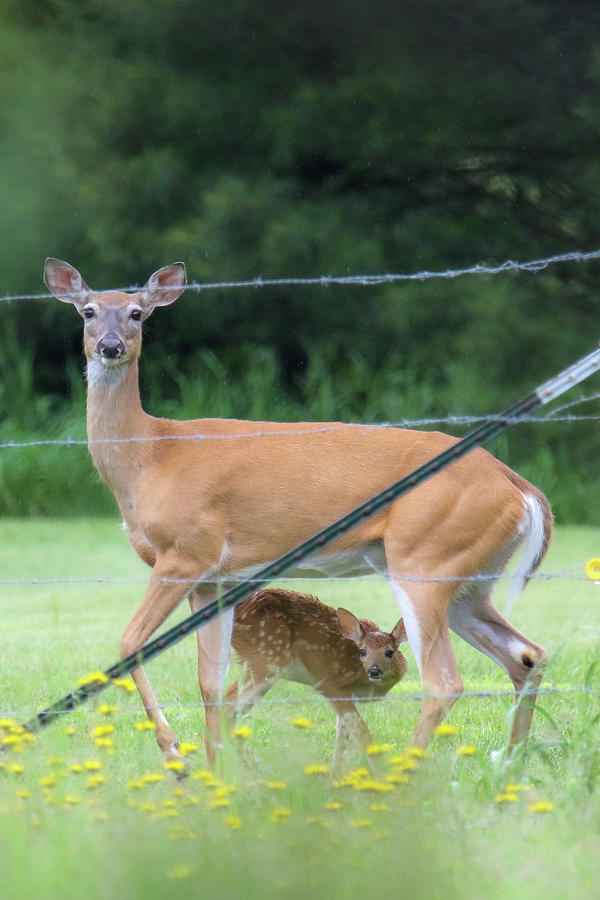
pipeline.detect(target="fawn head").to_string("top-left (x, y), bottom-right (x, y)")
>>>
top-left (44, 259), bottom-right (187, 368)
top-left (337, 608), bottom-right (407, 682)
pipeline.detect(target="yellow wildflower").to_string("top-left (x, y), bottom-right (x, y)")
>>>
top-left (64, 795), bottom-right (82, 805)
top-left (164, 760), bottom-right (186, 773)
top-left (178, 742), bottom-right (199, 755)
top-left (226, 815), bottom-right (242, 830)
top-left (84, 760), bottom-right (102, 771)
top-left (209, 797), bottom-right (230, 809)
top-left (456, 746), bottom-right (476, 756)
top-left (350, 818), bottom-right (373, 828)
top-left (94, 737), bottom-right (114, 750)
top-left (267, 781), bottom-right (287, 791)
top-left (0, 719), bottom-right (16, 730)
top-left (304, 764), bottom-right (329, 775)
top-left (92, 724), bottom-right (115, 738)
top-left (494, 792), bottom-right (518, 804)
top-left (39, 773), bottom-right (57, 787)
top-left (78, 671), bottom-right (109, 687)
top-left (528, 801), bottom-right (554, 813)
top-left (86, 774), bottom-right (107, 789)
top-left (271, 806), bottom-right (291, 823)
top-left (98, 704), bottom-right (117, 716)
top-left (505, 783), bottom-right (532, 793)
top-left (434, 723), bottom-right (459, 737)
top-left (127, 780), bottom-right (145, 790)
top-left (290, 717), bottom-right (313, 729)
top-left (64, 726), bottom-right (77, 737)
top-left (366, 743), bottom-right (393, 755)
top-left (231, 725), bottom-right (251, 739)
top-left (405, 746), bottom-right (429, 758)
top-left (323, 802), bottom-right (342, 811)
top-left (135, 721), bottom-right (156, 732)
top-left (142, 773), bottom-right (165, 784)
top-left (385, 773), bottom-right (409, 785)
top-left (112, 677), bottom-right (136, 692)
top-left (9, 763), bottom-right (25, 775)
top-left (15, 789), bottom-right (30, 799)
top-left (70, 764), bottom-right (84, 774)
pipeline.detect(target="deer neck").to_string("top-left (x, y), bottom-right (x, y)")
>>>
top-left (85, 357), bottom-right (153, 503)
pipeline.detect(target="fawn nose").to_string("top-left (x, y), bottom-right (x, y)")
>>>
top-left (97, 335), bottom-right (126, 359)
top-left (367, 664), bottom-right (383, 680)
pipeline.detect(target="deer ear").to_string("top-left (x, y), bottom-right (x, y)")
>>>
top-left (44, 258), bottom-right (91, 308)
top-left (139, 262), bottom-right (187, 309)
top-left (336, 608), bottom-right (364, 645)
top-left (392, 618), bottom-right (407, 644)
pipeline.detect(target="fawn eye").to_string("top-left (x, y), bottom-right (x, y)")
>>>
top-left (384, 649), bottom-right (394, 658)
top-left (359, 648), bottom-right (367, 658)
top-left (130, 308), bottom-right (142, 321)
top-left (83, 307), bottom-right (95, 319)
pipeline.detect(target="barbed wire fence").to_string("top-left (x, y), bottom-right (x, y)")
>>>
top-left (1, 247), bottom-right (600, 722)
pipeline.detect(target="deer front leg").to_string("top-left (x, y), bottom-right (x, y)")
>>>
top-left (328, 697), bottom-right (376, 779)
top-left (121, 552), bottom-right (206, 765)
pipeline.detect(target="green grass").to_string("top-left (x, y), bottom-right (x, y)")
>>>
top-left (0, 519), bottom-right (599, 899)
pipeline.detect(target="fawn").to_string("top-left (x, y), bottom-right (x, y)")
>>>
top-left (227, 588), bottom-right (408, 774)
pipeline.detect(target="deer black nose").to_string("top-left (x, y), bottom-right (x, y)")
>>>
top-left (97, 335), bottom-right (126, 358)
top-left (367, 665), bottom-right (383, 680)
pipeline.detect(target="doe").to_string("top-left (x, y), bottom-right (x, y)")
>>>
top-left (227, 588), bottom-right (408, 774)
top-left (43, 258), bottom-right (551, 767)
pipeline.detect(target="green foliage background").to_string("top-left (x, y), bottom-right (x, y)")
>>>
top-left (0, 0), bottom-right (599, 520)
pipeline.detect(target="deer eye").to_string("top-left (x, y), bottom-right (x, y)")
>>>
top-left (358, 648), bottom-right (367, 658)
top-left (83, 307), bottom-right (95, 319)
top-left (384, 649), bottom-right (394, 658)
top-left (130, 308), bottom-right (143, 321)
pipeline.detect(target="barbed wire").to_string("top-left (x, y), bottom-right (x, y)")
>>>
top-left (2, 248), bottom-right (600, 304)
top-left (0, 565), bottom-right (590, 588)
top-left (2, 391), bottom-right (599, 452)
top-left (1, 683), bottom-right (598, 720)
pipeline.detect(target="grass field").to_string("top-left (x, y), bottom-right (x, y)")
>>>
top-left (0, 518), bottom-right (599, 899)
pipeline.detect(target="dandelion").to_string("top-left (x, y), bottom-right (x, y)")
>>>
top-left (370, 803), bottom-right (389, 811)
top-left (169, 825), bottom-right (197, 841)
top-left (353, 779), bottom-right (394, 793)
top-left (505, 783), bottom-right (532, 793)
top-left (528, 801), bottom-right (554, 813)
top-left (405, 746), bottom-right (429, 758)
top-left (94, 737), bottom-right (115, 750)
top-left (267, 781), bottom-right (287, 791)
top-left (64, 726), bottom-right (77, 737)
top-left (494, 792), bottom-right (518, 804)
top-left (0, 719), bottom-right (16, 730)
top-left (64, 795), bottom-right (82, 805)
top-left (366, 743), bottom-right (393, 755)
top-left (164, 760), bottom-right (186, 774)
top-left (142, 773), bottom-right (165, 784)
top-left (135, 721), bottom-right (156, 732)
top-left (456, 746), bottom-right (476, 756)
top-left (47, 755), bottom-right (65, 767)
top-left (15, 789), bottom-right (30, 799)
top-left (226, 815), bottom-right (242, 830)
top-left (304, 764), bottom-right (329, 775)
top-left (84, 760), bottom-right (102, 771)
top-left (389, 755), bottom-right (418, 770)
top-left (98, 704), bottom-right (117, 716)
top-left (86, 774), bottom-right (107, 789)
top-left (127, 780), bottom-right (145, 790)
top-left (140, 803), bottom-right (156, 813)
top-left (290, 717), bottom-right (313, 729)
top-left (350, 818), bottom-right (373, 828)
top-left (434, 723), bottom-right (459, 737)
top-left (271, 806), bottom-right (291, 823)
top-left (70, 764), bottom-right (84, 774)
top-left (112, 677), bottom-right (136, 692)
top-left (1, 735), bottom-right (22, 749)
top-left (324, 802), bottom-right (342, 811)
top-left (78, 671), bottom-right (109, 687)
top-left (39, 773), bottom-right (57, 787)
top-left (178, 742), bottom-right (199, 755)
top-left (9, 763), bottom-right (25, 775)
top-left (231, 725), bottom-right (251, 739)
top-left (209, 797), bottom-right (230, 810)
top-left (162, 799), bottom-right (177, 808)
top-left (92, 724), bottom-right (115, 738)
top-left (385, 773), bottom-right (409, 785)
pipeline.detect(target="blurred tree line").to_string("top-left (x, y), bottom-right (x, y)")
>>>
top-left (0, 0), bottom-right (599, 521)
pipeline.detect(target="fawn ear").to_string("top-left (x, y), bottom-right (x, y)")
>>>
top-left (139, 262), bottom-right (187, 309)
top-left (44, 258), bottom-right (91, 308)
top-left (392, 618), bottom-right (407, 644)
top-left (336, 608), bottom-right (364, 645)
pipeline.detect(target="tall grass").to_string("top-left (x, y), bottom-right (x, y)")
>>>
top-left (0, 519), bottom-right (598, 899)
top-left (1, 345), bottom-right (599, 520)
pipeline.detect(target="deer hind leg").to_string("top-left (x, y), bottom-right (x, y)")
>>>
top-left (121, 553), bottom-right (201, 764)
top-left (188, 585), bottom-right (234, 766)
top-left (391, 579), bottom-right (464, 749)
top-left (448, 585), bottom-right (547, 748)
